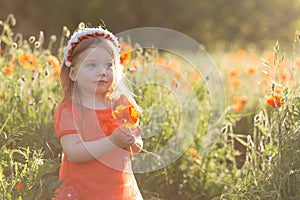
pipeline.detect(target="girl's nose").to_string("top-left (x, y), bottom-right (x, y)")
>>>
top-left (97, 69), bottom-right (106, 76)
top-left (101, 71), bottom-right (106, 76)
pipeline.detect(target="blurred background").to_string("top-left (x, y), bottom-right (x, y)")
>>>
top-left (1, 0), bottom-right (300, 52)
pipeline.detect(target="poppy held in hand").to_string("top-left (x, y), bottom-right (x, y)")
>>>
top-left (112, 95), bottom-right (139, 128)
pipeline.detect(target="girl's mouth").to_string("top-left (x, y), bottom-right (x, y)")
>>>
top-left (98, 80), bottom-right (107, 83)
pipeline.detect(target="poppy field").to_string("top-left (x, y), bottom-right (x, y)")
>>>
top-left (0, 14), bottom-right (300, 200)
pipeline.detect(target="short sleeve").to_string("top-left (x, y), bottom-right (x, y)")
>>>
top-left (54, 101), bottom-right (78, 138)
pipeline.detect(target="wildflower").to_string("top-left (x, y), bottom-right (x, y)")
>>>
top-left (189, 72), bottom-right (201, 84)
top-left (120, 41), bottom-right (133, 65)
top-left (120, 52), bottom-right (131, 65)
top-left (230, 79), bottom-right (243, 88)
top-left (233, 102), bottom-right (243, 112)
top-left (46, 55), bottom-right (61, 76)
top-left (0, 49), bottom-right (3, 54)
top-left (233, 95), bottom-right (247, 105)
top-left (233, 95), bottom-right (247, 112)
top-left (52, 67), bottom-right (60, 77)
top-left (280, 71), bottom-right (288, 83)
top-left (17, 181), bottom-right (23, 190)
top-left (188, 148), bottom-right (198, 157)
top-left (2, 64), bottom-right (14, 77)
top-left (227, 68), bottom-right (239, 78)
top-left (266, 95), bottom-right (283, 108)
top-left (188, 148), bottom-right (202, 164)
top-left (112, 95), bottom-right (139, 128)
top-left (246, 66), bottom-right (257, 75)
top-left (237, 49), bottom-right (247, 57)
top-left (18, 54), bottom-right (38, 70)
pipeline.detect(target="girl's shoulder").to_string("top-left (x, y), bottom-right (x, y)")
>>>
top-left (55, 100), bottom-right (73, 113)
top-left (54, 100), bottom-right (74, 123)
top-left (54, 100), bottom-right (79, 137)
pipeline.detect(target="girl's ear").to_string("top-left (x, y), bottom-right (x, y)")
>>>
top-left (69, 67), bottom-right (77, 81)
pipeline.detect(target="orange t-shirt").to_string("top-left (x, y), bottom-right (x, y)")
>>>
top-left (53, 101), bottom-right (142, 200)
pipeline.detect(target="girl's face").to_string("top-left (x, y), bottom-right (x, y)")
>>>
top-left (69, 46), bottom-right (116, 99)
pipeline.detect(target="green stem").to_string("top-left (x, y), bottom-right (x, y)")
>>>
top-left (0, 103), bottom-right (16, 138)
top-left (276, 108), bottom-right (284, 199)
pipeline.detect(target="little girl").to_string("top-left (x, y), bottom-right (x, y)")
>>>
top-left (53, 25), bottom-right (143, 200)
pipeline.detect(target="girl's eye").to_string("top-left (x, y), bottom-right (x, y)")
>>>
top-left (87, 63), bottom-right (97, 69)
top-left (106, 63), bottom-right (113, 68)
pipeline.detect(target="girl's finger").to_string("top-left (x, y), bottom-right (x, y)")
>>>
top-left (119, 125), bottom-right (129, 134)
top-left (134, 126), bottom-right (142, 136)
top-left (130, 136), bottom-right (135, 144)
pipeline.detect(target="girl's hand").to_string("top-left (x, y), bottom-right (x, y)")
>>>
top-left (129, 125), bottom-right (142, 138)
top-left (128, 126), bottom-right (143, 153)
top-left (109, 126), bottom-right (135, 148)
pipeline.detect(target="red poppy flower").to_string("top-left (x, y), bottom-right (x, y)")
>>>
top-left (2, 64), bottom-right (14, 77)
top-left (188, 148), bottom-right (202, 164)
top-left (46, 55), bottom-right (61, 76)
top-left (18, 54), bottom-right (38, 70)
top-left (120, 41), bottom-right (133, 65)
top-left (266, 95), bottom-right (283, 108)
top-left (120, 53), bottom-right (131, 65)
top-left (233, 96), bottom-right (247, 112)
top-left (17, 181), bottom-right (23, 190)
top-left (112, 95), bottom-right (139, 128)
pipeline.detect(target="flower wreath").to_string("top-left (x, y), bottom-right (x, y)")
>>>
top-left (63, 27), bottom-right (121, 67)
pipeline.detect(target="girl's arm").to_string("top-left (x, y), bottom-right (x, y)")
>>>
top-left (60, 126), bottom-right (135, 163)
